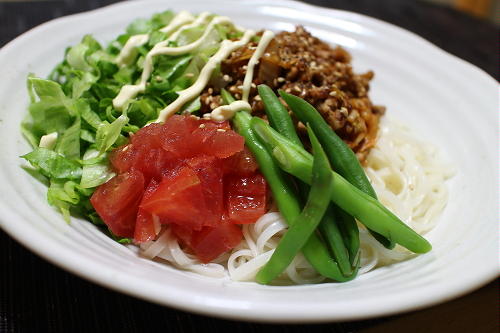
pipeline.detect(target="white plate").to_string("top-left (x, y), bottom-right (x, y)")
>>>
top-left (0, 0), bottom-right (497, 323)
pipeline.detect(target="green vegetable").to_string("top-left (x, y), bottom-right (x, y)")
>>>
top-left (21, 148), bottom-right (82, 180)
top-left (279, 91), bottom-right (395, 249)
top-left (233, 111), bottom-right (354, 282)
top-left (258, 84), bottom-right (354, 275)
top-left (221, 88), bottom-right (236, 105)
top-left (21, 10), bottom-right (236, 230)
top-left (256, 126), bottom-right (334, 284)
top-left (251, 117), bottom-right (432, 254)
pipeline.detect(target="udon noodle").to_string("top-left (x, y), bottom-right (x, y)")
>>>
top-left (139, 118), bottom-right (453, 283)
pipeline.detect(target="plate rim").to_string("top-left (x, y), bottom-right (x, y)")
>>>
top-left (0, 0), bottom-right (498, 323)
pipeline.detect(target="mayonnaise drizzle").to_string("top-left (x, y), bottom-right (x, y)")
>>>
top-left (116, 11), bottom-right (195, 68)
top-left (39, 132), bottom-right (58, 150)
top-left (159, 10), bottom-right (195, 35)
top-left (155, 29), bottom-right (256, 122)
top-left (166, 11), bottom-right (212, 43)
top-left (113, 14), bottom-right (238, 110)
top-left (210, 30), bottom-right (275, 121)
top-left (116, 34), bottom-right (149, 67)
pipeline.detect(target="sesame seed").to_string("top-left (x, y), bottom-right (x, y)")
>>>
top-left (329, 91), bottom-right (337, 96)
top-left (277, 77), bottom-right (285, 82)
top-left (217, 129), bottom-right (226, 132)
top-left (199, 124), bottom-right (206, 128)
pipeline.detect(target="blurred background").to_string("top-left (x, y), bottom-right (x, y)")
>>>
top-left (429, 0), bottom-right (499, 23)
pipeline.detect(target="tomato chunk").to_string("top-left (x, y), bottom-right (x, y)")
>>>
top-left (206, 130), bottom-right (245, 158)
top-left (190, 223), bottom-right (243, 263)
top-left (161, 115), bottom-right (200, 157)
top-left (134, 179), bottom-right (160, 243)
top-left (90, 169), bottom-right (145, 238)
top-left (226, 174), bottom-right (267, 224)
top-left (185, 155), bottom-right (223, 226)
top-left (222, 146), bottom-right (259, 176)
top-left (140, 167), bottom-right (206, 230)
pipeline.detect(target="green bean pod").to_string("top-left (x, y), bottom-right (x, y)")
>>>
top-left (251, 117), bottom-right (432, 254)
top-left (279, 91), bottom-right (395, 249)
top-left (258, 84), bottom-right (355, 275)
top-left (256, 126), bottom-right (334, 284)
top-left (221, 88), bottom-right (236, 105)
top-left (233, 111), bottom-right (355, 282)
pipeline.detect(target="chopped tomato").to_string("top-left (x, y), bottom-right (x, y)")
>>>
top-left (103, 115), bottom-right (268, 262)
top-left (207, 130), bottom-right (245, 158)
top-left (140, 167), bottom-right (206, 230)
top-left (161, 115), bottom-right (200, 157)
top-left (130, 122), bottom-right (165, 149)
top-left (190, 222), bottom-right (243, 263)
top-left (109, 144), bottom-right (138, 173)
top-left (222, 146), bottom-right (259, 176)
top-left (90, 169), bottom-right (145, 238)
top-left (185, 155), bottom-right (223, 226)
top-left (226, 174), bottom-right (267, 224)
top-left (199, 119), bottom-right (231, 130)
top-left (134, 179), bottom-right (160, 243)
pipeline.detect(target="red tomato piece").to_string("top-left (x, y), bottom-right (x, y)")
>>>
top-left (109, 144), bottom-right (138, 174)
top-left (199, 119), bottom-right (231, 130)
top-left (161, 115), bottom-right (200, 157)
top-left (131, 122), bottom-right (165, 149)
top-left (134, 148), bottom-right (178, 182)
top-left (226, 174), bottom-right (267, 224)
top-left (90, 169), bottom-right (145, 238)
top-left (185, 155), bottom-right (223, 226)
top-left (190, 223), bottom-right (243, 263)
top-left (170, 224), bottom-right (193, 247)
top-left (134, 179), bottom-right (160, 243)
top-left (205, 130), bottom-right (245, 158)
top-left (222, 146), bottom-right (259, 176)
top-left (139, 166), bottom-right (206, 230)
top-left (189, 124), bottom-right (217, 156)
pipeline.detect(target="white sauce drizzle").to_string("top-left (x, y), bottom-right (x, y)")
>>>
top-left (116, 11), bottom-right (195, 68)
top-left (159, 10), bottom-right (195, 35)
top-left (116, 34), bottom-right (149, 67)
top-left (166, 11), bottom-right (211, 43)
top-left (39, 132), bottom-right (58, 149)
top-left (210, 30), bottom-right (275, 121)
top-left (113, 14), bottom-right (238, 111)
top-left (155, 29), bottom-right (256, 122)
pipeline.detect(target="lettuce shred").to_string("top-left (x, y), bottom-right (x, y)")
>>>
top-left (20, 10), bottom-right (230, 235)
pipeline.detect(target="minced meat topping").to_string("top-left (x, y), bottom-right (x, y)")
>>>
top-left (199, 26), bottom-right (385, 162)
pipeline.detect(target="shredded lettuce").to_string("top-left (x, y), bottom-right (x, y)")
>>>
top-left (20, 9), bottom-right (239, 238)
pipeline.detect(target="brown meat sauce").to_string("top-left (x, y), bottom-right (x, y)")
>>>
top-left (200, 26), bottom-right (385, 162)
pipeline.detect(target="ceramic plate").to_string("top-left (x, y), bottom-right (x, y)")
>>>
top-left (0, 0), bottom-right (497, 323)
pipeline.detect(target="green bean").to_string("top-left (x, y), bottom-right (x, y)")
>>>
top-left (258, 85), bottom-right (302, 145)
top-left (221, 88), bottom-right (236, 105)
top-left (258, 84), bottom-right (355, 275)
top-left (251, 117), bottom-right (432, 254)
top-left (334, 208), bottom-right (360, 265)
top-left (318, 206), bottom-right (352, 274)
top-left (233, 111), bottom-right (355, 282)
top-left (256, 126), bottom-right (334, 284)
top-left (279, 91), bottom-right (395, 249)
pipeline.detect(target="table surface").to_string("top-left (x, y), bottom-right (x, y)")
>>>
top-left (0, 0), bottom-right (498, 332)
